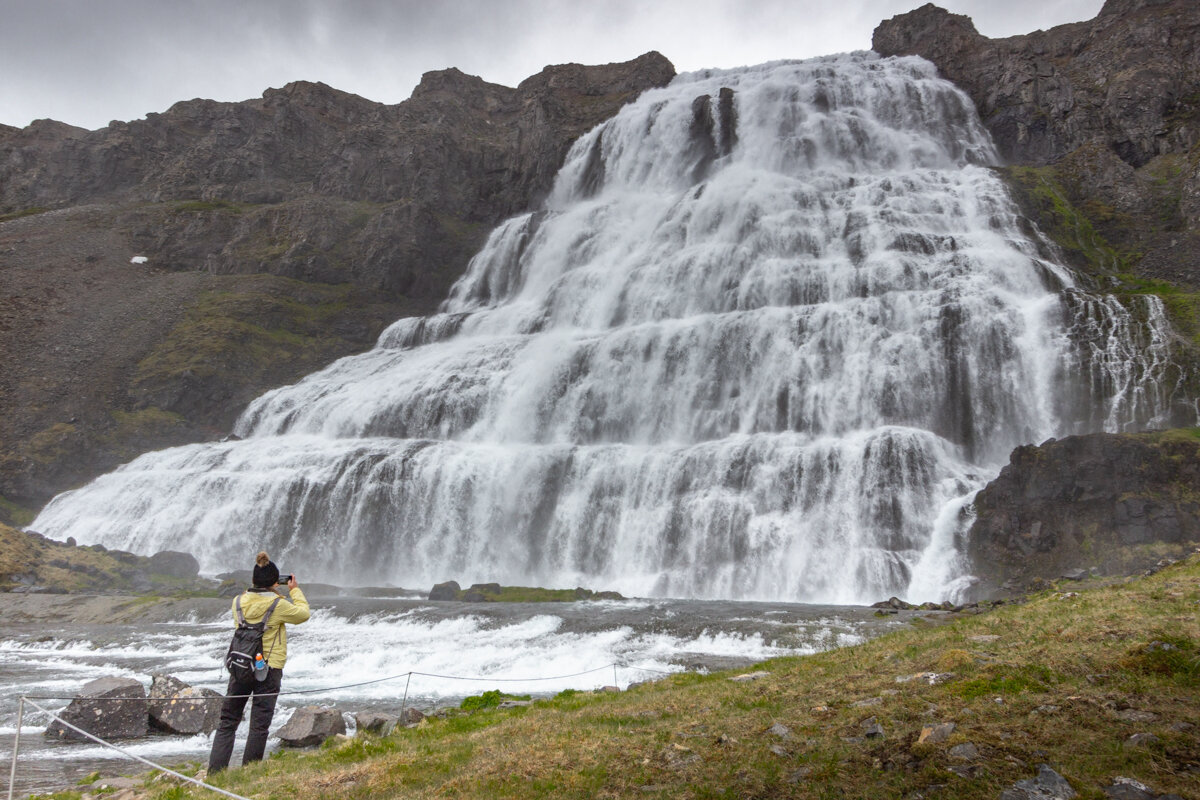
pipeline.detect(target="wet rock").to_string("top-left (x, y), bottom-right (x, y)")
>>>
top-left (148, 550), bottom-right (200, 578)
top-left (917, 722), bottom-right (955, 745)
top-left (148, 674), bottom-right (221, 735)
top-left (355, 711), bottom-right (398, 736)
top-left (872, 596), bottom-right (918, 610)
top-left (428, 580), bottom-right (460, 601)
top-left (400, 706), bottom-right (425, 725)
top-left (1000, 764), bottom-right (1077, 800)
top-left (44, 676), bottom-right (148, 741)
top-left (276, 705), bottom-right (347, 747)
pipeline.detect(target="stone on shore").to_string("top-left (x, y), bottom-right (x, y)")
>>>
top-left (148, 674), bottom-right (221, 735)
top-left (276, 705), bottom-right (347, 747)
top-left (355, 711), bottom-right (398, 736)
top-left (429, 581), bottom-right (460, 601)
top-left (44, 676), bottom-right (148, 741)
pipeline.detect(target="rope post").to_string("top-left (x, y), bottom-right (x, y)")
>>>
top-left (613, 663), bottom-right (618, 689)
top-left (7, 696), bottom-right (24, 800)
top-left (399, 672), bottom-right (412, 727)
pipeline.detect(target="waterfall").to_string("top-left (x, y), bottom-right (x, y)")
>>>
top-left (30, 54), bottom-right (1187, 603)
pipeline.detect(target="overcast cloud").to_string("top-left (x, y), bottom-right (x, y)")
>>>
top-left (1, 0), bottom-right (1104, 131)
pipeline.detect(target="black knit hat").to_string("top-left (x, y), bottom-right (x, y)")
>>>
top-left (252, 551), bottom-right (280, 588)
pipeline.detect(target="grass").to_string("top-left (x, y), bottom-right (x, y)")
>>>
top-left (30, 556), bottom-right (1200, 800)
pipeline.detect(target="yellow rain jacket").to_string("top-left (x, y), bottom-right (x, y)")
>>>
top-left (231, 587), bottom-right (310, 669)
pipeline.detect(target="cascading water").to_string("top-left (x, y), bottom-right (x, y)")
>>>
top-left (30, 54), bottom-right (1187, 603)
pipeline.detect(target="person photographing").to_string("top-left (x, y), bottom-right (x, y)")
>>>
top-left (208, 551), bottom-right (310, 773)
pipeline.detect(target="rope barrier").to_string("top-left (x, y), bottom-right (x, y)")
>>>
top-left (7, 660), bottom-right (683, 798)
top-left (14, 698), bottom-right (253, 800)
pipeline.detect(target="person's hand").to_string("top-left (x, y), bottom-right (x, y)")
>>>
top-left (287, 574), bottom-right (299, 591)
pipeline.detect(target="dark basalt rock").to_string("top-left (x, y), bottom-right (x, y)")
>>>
top-left (44, 676), bottom-right (148, 741)
top-left (276, 705), bottom-right (347, 747)
top-left (873, 1), bottom-right (1200, 169)
top-left (148, 550), bottom-right (200, 579)
top-left (428, 580), bottom-right (461, 601)
top-left (968, 431), bottom-right (1200, 597)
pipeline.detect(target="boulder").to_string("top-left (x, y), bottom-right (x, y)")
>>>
top-left (147, 674), bottom-right (222, 735)
top-left (400, 707), bottom-right (425, 725)
top-left (1000, 764), bottom-right (1078, 800)
top-left (428, 580), bottom-right (460, 601)
top-left (917, 722), bottom-right (956, 745)
top-left (354, 711), bottom-right (398, 736)
top-left (44, 677), bottom-right (148, 741)
top-left (276, 705), bottom-right (346, 747)
top-left (148, 550), bottom-right (200, 579)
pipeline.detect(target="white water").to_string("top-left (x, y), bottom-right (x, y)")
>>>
top-left (30, 54), bottom-right (1183, 602)
top-left (0, 597), bottom-right (882, 795)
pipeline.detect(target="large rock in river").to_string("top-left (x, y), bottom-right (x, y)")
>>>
top-left (44, 676), bottom-right (148, 741)
top-left (147, 674), bottom-right (222, 735)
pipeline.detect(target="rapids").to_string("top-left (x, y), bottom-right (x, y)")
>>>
top-left (29, 53), bottom-right (1185, 603)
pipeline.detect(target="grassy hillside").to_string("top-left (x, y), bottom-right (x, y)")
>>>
top-left (35, 556), bottom-right (1200, 800)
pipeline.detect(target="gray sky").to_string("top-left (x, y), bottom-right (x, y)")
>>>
top-left (2, 0), bottom-right (1105, 131)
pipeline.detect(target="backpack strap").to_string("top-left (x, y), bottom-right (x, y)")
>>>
top-left (261, 597), bottom-right (284, 659)
top-left (234, 595), bottom-right (247, 627)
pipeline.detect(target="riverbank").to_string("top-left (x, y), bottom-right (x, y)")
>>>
top-left (15, 555), bottom-right (1198, 800)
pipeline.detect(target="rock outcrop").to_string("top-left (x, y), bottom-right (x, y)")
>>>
top-left (873, 1), bottom-right (1200, 169)
top-left (968, 430), bottom-right (1200, 596)
top-left (44, 677), bottom-right (148, 741)
top-left (0, 53), bottom-right (674, 518)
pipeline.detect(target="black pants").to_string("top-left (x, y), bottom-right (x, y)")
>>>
top-left (208, 667), bottom-right (283, 772)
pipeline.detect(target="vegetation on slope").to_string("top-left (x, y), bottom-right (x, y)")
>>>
top-left (37, 556), bottom-right (1200, 800)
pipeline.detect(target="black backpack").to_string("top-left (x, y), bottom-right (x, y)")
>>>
top-left (225, 594), bottom-right (282, 682)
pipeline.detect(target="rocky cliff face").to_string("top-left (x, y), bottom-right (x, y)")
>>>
top-left (0, 52), bottom-right (675, 294)
top-left (968, 430), bottom-right (1200, 595)
top-left (0, 53), bottom-right (674, 520)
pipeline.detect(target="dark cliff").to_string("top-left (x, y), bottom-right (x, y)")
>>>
top-left (0, 53), bottom-right (675, 520)
top-left (968, 430), bottom-right (1200, 594)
